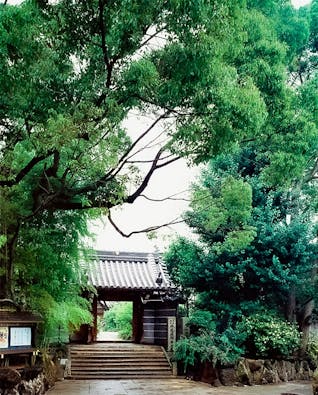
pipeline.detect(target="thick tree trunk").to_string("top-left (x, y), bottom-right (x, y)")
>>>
top-left (298, 298), bottom-right (314, 356)
top-left (297, 266), bottom-right (318, 355)
top-left (286, 285), bottom-right (296, 323)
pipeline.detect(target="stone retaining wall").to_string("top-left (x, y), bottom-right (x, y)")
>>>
top-left (235, 358), bottom-right (313, 385)
top-left (187, 358), bottom-right (314, 387)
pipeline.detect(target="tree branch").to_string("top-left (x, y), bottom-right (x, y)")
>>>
top-left (0, 151), bottom-right (54, 187)
top-left (304, 157), bottom-right (318, 182)
top-left (92, 112), bottom-right (170, 185)
top-left (139, 192), bottom-right (190, 202)
top-left (139, 26), bottom-right (166, 49)
top-left (98, 0), bottom-right (110, 69)
top-left (108, 212), bottom-right (184, 238)
top-left (125, 148), bottom-right (164, 204)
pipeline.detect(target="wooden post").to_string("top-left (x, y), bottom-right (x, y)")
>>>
top-left (132, 299), bottom-right (143, 343)
top-left (92, 295), bottom-right (98, 343)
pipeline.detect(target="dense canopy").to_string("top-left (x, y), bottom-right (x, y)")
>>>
top-left (1, 0), bottom-right (318, 336)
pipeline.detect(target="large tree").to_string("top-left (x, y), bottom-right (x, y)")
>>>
top-left (165, 148), bottom-right (318, 355)
top-left (0, 0), bottom-right (266, 302)
top-left (0, 0), bottom-right (316, 308)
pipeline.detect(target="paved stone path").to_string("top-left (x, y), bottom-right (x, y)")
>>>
top-left (47, 379), bottom-right (312, 395)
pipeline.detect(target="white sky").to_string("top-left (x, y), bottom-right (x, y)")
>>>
top-left (292, 0), bottom-right (312, 7)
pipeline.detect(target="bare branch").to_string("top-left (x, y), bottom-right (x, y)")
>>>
top-left (139, 26), bottom-right (166, 49)
top-left (155, 155), bottom-right (180, 169)
top-left (126, 153), bottom-right (175, 164)
top-left (125, 148), bottom-right (164, 203)
top-left (103, 112), bottom-right (170, 181)
top-left (108, 212), bottom-right (184, 238)
top-left (139, 192), bottom-right (190, 202)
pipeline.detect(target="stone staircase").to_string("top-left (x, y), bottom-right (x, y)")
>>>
top-left (68, 343), bottom-right (173, 379)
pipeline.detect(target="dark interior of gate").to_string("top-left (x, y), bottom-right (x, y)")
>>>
top-left (81, 251), bottom-right (180, 350)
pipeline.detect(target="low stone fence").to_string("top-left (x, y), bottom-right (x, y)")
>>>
top-left (186, 357), bottom-right (314, 387)
top-left (235, 358), bottom-right (313, 385)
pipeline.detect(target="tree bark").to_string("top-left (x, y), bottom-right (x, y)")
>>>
top-left (298, 299), bottom-right (314, 356)
top-left (286, 285), bottom-right (296, 323)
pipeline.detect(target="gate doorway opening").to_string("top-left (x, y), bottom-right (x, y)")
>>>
top-left (97, 301), bottom-right (133, 342)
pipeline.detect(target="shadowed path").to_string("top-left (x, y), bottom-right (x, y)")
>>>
top-left (47, 379), bottom-right (312, 395)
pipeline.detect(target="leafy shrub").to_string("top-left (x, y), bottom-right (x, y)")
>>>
top-left (186, 309), bottom-right (216, 334)
top-left (306, 333), bottom-right (318, 367)
top-left (174, 328), bottom-right (243, 371)
top-left (103, 302), bottom-right (132, 340)
top-left (236, 312), bottom-right (300, 358)
top-left (29, 290), bottom-right (92, 344)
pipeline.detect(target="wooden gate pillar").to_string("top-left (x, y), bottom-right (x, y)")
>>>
top-left (92, 295), bottom-right (98, 342)
top-left (132, 299), bottom-right (143, 343)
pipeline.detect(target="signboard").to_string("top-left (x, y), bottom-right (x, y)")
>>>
top-left (10, 327), bottom-right (32, 347)
top-left (167, 317), bottom-right (176, 352)
top-left (0, 327), bottom-right (9, 348)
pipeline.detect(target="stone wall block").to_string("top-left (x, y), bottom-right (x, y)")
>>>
top-left (247, 359), bottom-right (263, 372)
top-left (219, 367), bottom-right (239, 386)
top-left (236, 358), bottom-right (252, 385)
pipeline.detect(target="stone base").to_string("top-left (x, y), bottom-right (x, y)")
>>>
top-left (183, 358), bottom-right (314, 387)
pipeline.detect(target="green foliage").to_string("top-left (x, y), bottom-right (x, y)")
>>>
top-left (1, 0), bottom-right (318, 347)
top-left (34, 292), bottom-right (92, 344)
top-left (166, 146), bottom-right (318, 359)
top-left (306, 333), bottom-right (318, 367)
top-left (186, 309), bottom-right (216, 334)
top-left (0, 0), bottom-right (285, 308)
top-left (174, 329), bottom-right (244, 371)
top-left (236, 312), bottom-right (301, 358)
top-left (0, 235), bottom-right (6, 248)
top-left (12, 210), bottom-right (94, 342)
top-left (103, 302), bottom-right (133, 340)
top-left (174, 308), bottom-right (244, 370)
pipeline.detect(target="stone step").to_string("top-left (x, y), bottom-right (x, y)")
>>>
top-left (71, 351), bottom-right (164, 356)
top-left (69, 343), bottom-right (172, 380)
top-left (71, 354), bottom-right (166, 359)
top-left (69, 374), bottom-right (174, 380)
top-left (72, 360), bottom-right (167, 367)
top-left (71, 350), bottom-right (164, 354)
top-left (71, 364), bottom-right (170, 372)
top-left (70, 344), bottom-right (161, 350)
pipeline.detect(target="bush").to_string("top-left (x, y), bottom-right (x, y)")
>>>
top-left (307, 333), bottom-right (318, 367)
top-left (186, 310), bottom-right (216, 334)
top-left (103, 302), bottom-right (132, 340)
top-left (174, 328), bottom-right (243, 372)
top-left (236, 312), bottom-right (300, 358)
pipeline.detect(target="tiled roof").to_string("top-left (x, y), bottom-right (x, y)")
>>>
top-left (85, 251), bottom-right (175, 291)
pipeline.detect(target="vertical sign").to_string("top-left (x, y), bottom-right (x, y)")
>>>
top-left (0, 327), bottom-right (9, 348)
top-left (167, 317), bottom-right (176, 352)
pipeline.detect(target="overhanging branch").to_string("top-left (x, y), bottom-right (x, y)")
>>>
top-left (0, 151), bottom-right (54, 187)
top-left (108, 212), bottom-right (184, 238)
